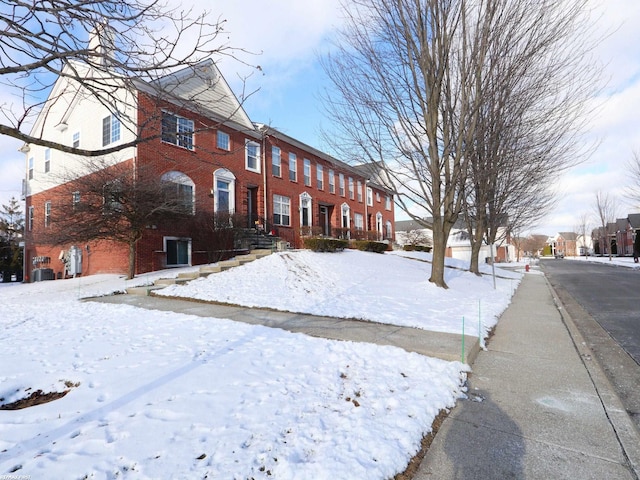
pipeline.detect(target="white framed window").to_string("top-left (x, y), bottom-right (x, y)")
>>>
top-left (348, 177), bottom-right (354, 200)
top-left (354, 213), bottom-right (364, 231)
top-left (213, 168), bottom-right (236, 213)
top-left (28, 157), bottom-right (34, 180)
top-left (161, 171), bottom-right (195, 214)
top-left (245, 140), bottom-right (260, 173)
top-left (317, 164), bottom-right (324, 190)
top-left (367, 187), bottom-right (373, 206)
top-left (385, 220), bottom-right (393, 239)
top-left (303, 158), bottom-right (311, 186)
top-left (102, 113), bottom-right (121, 146)
top-left (72, 131), bottom-right (80, 148)
top-left (217, 131), bottom-right (230, 150)
top-left (339, 173), bottom-right (345, 196)
top-left (289, 153), bottom-right (297, 182)
top-left (385, 195), bottom-right (392, 210)
top-left (357, 181), bottom-right (363, 202)
top-left (72, 191), bottom-right (80, 211)
top-left (273, 194), bottom-right (291, 226)
top-left (28, 206), bottom-right (34, 231)
top-left (44, 201), bottom-right (51, 227)
top-left (44, 148), bottom-right (51, 173)
top-left (329, 169), bottom-right (335, 194)
top-left (376, 192), bottom-right (381, 202)
top-left (272, 146), bottom-right (281, 177)
top-left (162, 112), bottom-right (194, 150)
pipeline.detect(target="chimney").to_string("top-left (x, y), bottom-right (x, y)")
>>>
top-left (88, 22), bottom-right (115, 67)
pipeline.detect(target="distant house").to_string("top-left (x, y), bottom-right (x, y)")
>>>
top-left (554, 232), bottom-right (578, 257)
top-left (395, 217), bottom-right (515, 263)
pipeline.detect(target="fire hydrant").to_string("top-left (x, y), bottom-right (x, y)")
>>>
top-left (525, 264), bottom-right (530, 272)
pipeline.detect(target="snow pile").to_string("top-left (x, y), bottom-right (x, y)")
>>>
top-left (159, 249), bottom-right (522, 337)
top-left (0, 250), bottom-right (520, 478)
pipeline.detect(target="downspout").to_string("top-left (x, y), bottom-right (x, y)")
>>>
top-left (261, 128), bottom-right (268, 237)
top-left (364, 179), bottom-right (369, 237)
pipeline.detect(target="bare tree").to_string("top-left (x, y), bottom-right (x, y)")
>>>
top-left (322, 0), bottom-right (596, 287)
top-left (0, 0), bottom-right (255, 155)
top-left (625, 150), bottom-right (640, 208)
top-left (0, 196), bottom-right (24, 281)
top-left (459, 0), bottom-right (597, 274)
top-left (574, 212), bottom-right (592, 256)
top-left (593, 191), bottom-right (616, 261)
top-left (322, 0), bottom-right (488, 288)
top-left (40, 158), bottom-right (198, 279)
top-left (522, 234), bottom-right (549, 259)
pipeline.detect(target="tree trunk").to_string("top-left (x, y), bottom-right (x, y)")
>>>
top-left (429, 218), bottom-right (450, 289)
top-left (128, 240), bottom-right (136, 280)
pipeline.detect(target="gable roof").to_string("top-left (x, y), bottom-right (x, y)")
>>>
top-left (628, 213), bottom-right (640, 229)
top-left (558, 232), bottom-right (578, 241)
top-left (147, 59), bottom-right (254, 132)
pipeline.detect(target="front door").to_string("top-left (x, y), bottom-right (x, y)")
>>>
top-left (247, 187), bottom-right (259, 228)
top-left (319, 205), bottom-right (332, 236)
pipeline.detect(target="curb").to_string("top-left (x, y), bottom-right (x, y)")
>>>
top-left (544, 275), bottom-right (640, 479)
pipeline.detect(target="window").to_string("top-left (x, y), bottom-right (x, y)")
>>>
top-left (385, 195), bottom-right (392, 210)
top-left (376, 192), bottom-right (381, 202)
top-left (317, 164), bottom-right (324, 190)
top-left (303, 158), bottom-right (311, 186)
top-left (44, 201), bottom-right (51, 227)
top-left (273, 194), bottom-right (290, 226)
top-left (367, 187), bottom-right (373, 206)
top-left (161, 171), bottom-right (195, 214)
top-left (102, 113), bottom-right (121, 146)
top-left (44, 149), bottom-right (50, 173)
top-left (272, 146), bottom-right (281, 177)
top-left (329, 169), bottom-right (335, 194)
top-left (103, 180), bottom-right (123, 214)
top-left (385, 220), bottom-right (393, 240)
top-left (348, 177), bottom-right (354, 199)
top-left (213, 168), bottom-right (236, 214)
top-left (245, 140), bottom-right (260, 172)
top-left (72, 131), bottom-right (80, 148)
top-left (339, 173), bottom-right (345, 196)
top-left (72, 191), bottom-right (80, 211)
top-left (354, 213), bottom-right (364, 231)
top-left (28, 157), bottom-right (34, 180)
top-left (165, 237), bottom-right (191, 266)
top-left (357, 181), bottom-right (363, 202)
top-left (289, 153), bottom-right (297, 182)
top-left (28, 206), bottom-right (34, 231)
top-left (161, 112), bottom-right (194, 149)
top-left (217, 131), bottom-right (230, 150)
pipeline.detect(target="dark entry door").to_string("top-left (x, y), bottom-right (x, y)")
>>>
top-left (319, 205), bottom-right (331, 236)
top-left (247, 187), bottom-right (259, 227)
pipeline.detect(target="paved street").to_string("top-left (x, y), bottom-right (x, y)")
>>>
top-left (542, 259), bottom-right (640, 430)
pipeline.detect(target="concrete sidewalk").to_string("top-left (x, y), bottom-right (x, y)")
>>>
top-left (415, 273), bottom-right (640, 479)
top-left (87, 293), bottom-right (479, 363)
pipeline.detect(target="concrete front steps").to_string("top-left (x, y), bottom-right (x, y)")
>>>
top-left (126, 249), bottom-right (272, 296)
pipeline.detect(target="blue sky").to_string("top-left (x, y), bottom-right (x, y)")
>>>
top-left (1, 0), bottom-right (639, 235)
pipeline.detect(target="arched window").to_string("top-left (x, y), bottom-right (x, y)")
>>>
top-left (213, 168), bottom-right (236, 214)
top-left (341, 203), bottom-right (351, 239)
top-left (161, 171), bottom-right (195, 214)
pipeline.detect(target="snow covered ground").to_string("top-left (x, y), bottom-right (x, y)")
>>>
top-left (0, 250), bottom-right (521, 479)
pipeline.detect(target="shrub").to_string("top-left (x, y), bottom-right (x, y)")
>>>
top-left (351, 240), bottom-right (389, 253)
top-left (403, 245), bottom-right (432, 252)
top-left (303, 237), bottom-right (348, 252)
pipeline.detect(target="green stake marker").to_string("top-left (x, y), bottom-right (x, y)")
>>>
top-left (462, 316), bottom-right (465, 363)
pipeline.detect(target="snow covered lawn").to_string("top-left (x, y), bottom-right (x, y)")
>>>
top-left (0, 250), bottom-right (520, 479)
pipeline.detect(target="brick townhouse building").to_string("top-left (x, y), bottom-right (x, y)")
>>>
top-left (22, 57), bottom-right (394, 280)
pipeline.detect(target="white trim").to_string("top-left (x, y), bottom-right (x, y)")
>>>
top-left (213, 168), bottom-right (236, 214)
